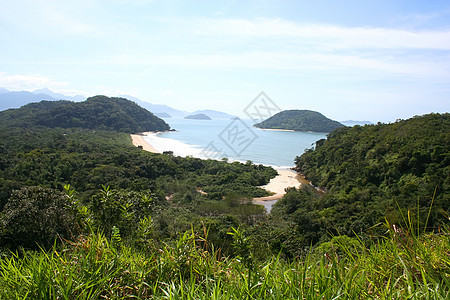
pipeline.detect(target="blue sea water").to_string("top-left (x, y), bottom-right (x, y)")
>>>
top-left (143, 118), bottom-right (327, 167)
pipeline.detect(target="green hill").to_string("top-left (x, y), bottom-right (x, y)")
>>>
top-left (279, 113), bottom-right (449, 242)
top-left (0, 95), bottom-right (170, 133)
top-left (254, 109), bottom-right (344, 132)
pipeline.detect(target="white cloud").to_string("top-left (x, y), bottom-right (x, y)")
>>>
top-left (108, 50), bottom-right (450, 79)
top-left (0, 72), bottom-right (89, 96)
top-left (192, 18), bottom-right (450, 50)
top-left (0, 72), bottom-right (65, 90)
top-left (104, 17), bottom-right (450, 81)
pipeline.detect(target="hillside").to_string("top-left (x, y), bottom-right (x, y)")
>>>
top-left (0, 111), bottom-right (447, 298)
top-left (0, 95), bottom-right (170, 133)
top-left (277, 113), bottom-right (449, 243)
top-left (254, 109), bottom-right (344, 132)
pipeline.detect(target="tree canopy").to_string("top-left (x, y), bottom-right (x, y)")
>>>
top-left (278, 113), bottom-right (450, 243)
top-left (254, 109), bottom-right (344, 132)
top-left (0, 95), bottom-right (170, 133)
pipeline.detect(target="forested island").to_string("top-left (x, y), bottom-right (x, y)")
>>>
top-left (255, 109), bottom-right (344, 132)
top-left (184, 113), bottom-right (212, 120)
top-left (0, 99), bottom-right (448, 298)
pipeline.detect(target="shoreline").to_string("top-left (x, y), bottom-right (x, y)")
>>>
top-left (253, 168), bottom-right (301, 203)
top-left (131, 132), bottom-right (302, 211)
top-left (130, 132), bottom-right (161, 153)
top-left (255, 128), bottom-right (295, 132)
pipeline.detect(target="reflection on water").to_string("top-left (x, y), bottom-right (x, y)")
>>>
top-left (254, 199), bottom-right (279, 213)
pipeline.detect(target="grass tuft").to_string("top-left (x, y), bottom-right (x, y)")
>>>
top-left (0, 223), bottom-right (448, 299)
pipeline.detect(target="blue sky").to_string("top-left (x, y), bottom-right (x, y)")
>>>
top-left (0, 0), bottom-right (449, 122)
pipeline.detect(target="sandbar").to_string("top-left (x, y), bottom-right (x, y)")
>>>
top-left (130, 133), bottom-right (161, 153)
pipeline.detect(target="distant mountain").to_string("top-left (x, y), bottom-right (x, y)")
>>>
top-left (0, 95), bottom-right (170, 133)
top-left (0, 91), bottom-right (56, 111)
top-left (191, 109), bottom-right (235, 119)
top-left (119, 95), bottom-right (235, 119)
top-left (254, 110), bottom-right (344, 132)
top-left (120, 95), bottom-right (189, 118)
top-left (184, 113), bottom-right (212, 120)
top-left (32, 88), bottom-right (86, 102)
top-left (154, 112), bottom-right (171, 118)
top-left (341, 120), bottom-right (373, 127)
top-left (0, 88), bottom-right (86, 111)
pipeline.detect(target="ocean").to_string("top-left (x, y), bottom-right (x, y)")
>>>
top-left (143, 118), bottom-right (327, 168)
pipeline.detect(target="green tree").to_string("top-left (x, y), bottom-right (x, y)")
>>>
top-left (0, 186), bottom-right (79, 249)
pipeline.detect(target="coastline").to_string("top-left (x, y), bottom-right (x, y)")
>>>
top-left (131, 131), bottom-right (301, 211)
top-left (255, 127), bottom-right (295, 132)
top-left (130, 132), bottom-right (161, 153)
top-left (253, 168), bottom-right (301, 203)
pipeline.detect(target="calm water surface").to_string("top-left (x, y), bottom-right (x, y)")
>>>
top-left (144, 118), bottom-right (327, 167)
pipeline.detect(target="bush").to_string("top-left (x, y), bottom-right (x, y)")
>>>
top-left (0, 186), bottom-right (79, 249)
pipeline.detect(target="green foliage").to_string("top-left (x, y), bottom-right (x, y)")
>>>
top-left (291, 113), bottom-right (449, 243)
top-left (0, 186), bottom-right (79, 249)
top-left (0, 95), bottom-right (170, 133)
top-left (1, 101), bottom-right (447, 297)
top-left (255, 109), bottom-right (344, 132)
top-left (0, 125), bottom-right (276, 250)
top-left (0, 224), bottom-right (447, 299)
top-left (0, 126), bottom-right (275, 207)
top-left (111, 226), bottom-right (122, 251)
top-left (90, 186), bottom-right (155, 239)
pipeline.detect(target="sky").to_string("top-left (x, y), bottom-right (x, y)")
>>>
top-left (0, 0), bottom-right (449, 122)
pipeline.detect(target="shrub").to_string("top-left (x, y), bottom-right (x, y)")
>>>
top-left (0, 186), bottom-right (79, 249)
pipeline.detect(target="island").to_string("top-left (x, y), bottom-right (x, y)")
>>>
top-left (254, 109), bottom-right (344, 132)
top-left (184, 113), bottom-right (212, 120)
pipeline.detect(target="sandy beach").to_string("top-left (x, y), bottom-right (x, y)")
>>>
top-left (130, 133), bottom-right (161, 153)
top-left (253, 169), bottom-right (301, 202)
top-left (131, 132), bottom-right (302, 208)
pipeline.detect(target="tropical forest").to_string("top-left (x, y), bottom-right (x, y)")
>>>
top-left (0, 97), bottom-right (448, 299)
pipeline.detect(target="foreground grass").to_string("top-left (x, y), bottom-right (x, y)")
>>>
top-left (0, 227), bottom-right (448, 299)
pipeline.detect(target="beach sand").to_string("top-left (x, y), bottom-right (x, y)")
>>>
top-left (131, 132), bottom-right (301, 208)
top-left (253, 169), bottom-right (301, 202)
top-left (130, 133), bottom-right (161, 153)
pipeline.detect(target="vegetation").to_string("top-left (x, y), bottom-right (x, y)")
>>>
top-left (287, 113), bottom-right (449, 242)
top-left (0, 98), bottom-right (448, 298)
top-left (0, 221), bottom-right (448, 299)
top-left (254, 109), bottom-right (344, 132)
top-left (0, 95), bottom-right (170, 133)
top-left (0, 125), bottom-right (276, 248)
